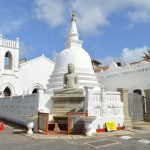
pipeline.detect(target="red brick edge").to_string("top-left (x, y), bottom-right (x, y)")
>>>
top-left (96, 126), bottom-right (125, 132)
top-left (0, 121), bottom-right (4, 131)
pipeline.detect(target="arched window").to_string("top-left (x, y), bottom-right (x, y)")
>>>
top-left (3, 87), bottom-right (11, 96)
top-left (32, 88), bottom-right (38, 94)
top-left (4, 52), bottom-right (12, 69)
top-left (133, 89), bottom-right (142, 95)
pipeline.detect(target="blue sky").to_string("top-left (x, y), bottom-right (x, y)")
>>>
top-left (0, 0), bottom-right (150, 65)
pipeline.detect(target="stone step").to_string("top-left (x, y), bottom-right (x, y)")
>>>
top-left (132, 121), bottom-right (150, 130)
top-left (52, 108), bottom-right (84, 116)
top-left (133, 125), bottom-right (150, 130)
top-left (53, 103), bottom-right (83, 108)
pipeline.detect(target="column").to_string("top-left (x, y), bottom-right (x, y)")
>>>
top-left (0, 34), bottom-right (2, 45)
top-left (117, 88), bottom-right (132, 129)
top-left (144, 89), bottom-right (150, 121)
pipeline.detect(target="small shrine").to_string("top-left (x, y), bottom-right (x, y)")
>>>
top-left (43, 11), bottom-right (124, 135)
top-left (0, 11), bottom-right (125, 136)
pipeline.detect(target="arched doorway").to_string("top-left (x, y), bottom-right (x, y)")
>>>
top-left (32, 88), bottom-right (38, 94)
top-left (30, 83), bottom-right (44, 94)
top-left (4, 52), bottom-right (12, 69)
top-left (3, 87), bottom-right (11, 96)
top-left (133, 89), bottom-right (142, 95)
top-left (128, 89), bottom-right (144, 120)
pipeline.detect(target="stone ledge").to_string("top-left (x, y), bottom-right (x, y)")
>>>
top-left (52, 95), bottom-right (85, 99)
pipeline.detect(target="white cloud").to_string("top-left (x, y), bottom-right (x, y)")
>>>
top-left (72, 0), bottom-right (150, 34)
top-left (0, 19), bottom-right (26, 34)
top-left (34, 0), bottom-right (66, 27)
top-left (51, 50), bottom-right (58, 61)
top-left (101, 56), bottom-right (118, 65)
top-left (120, 46), bottom-right (147, 63)
top-left (33, 0), bottom-right (150, 35)
top-left (1, 0), bottom-right (150, 35)
top-left (128, 10), bottom-right (150, 24)
top-left (72, 1), bottom-right (110, 35)
top-left (101, 46), bottom-right (148, 65)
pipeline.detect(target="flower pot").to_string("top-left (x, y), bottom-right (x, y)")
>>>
top-left (81, 116), bottom-right (96, 136)
top-left (26, 121), bottom-right (34, 135)
top-left (22, 115), bottom-right (38, 135)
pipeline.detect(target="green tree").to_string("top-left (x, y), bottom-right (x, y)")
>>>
top-left (143, 49), bottom-right (150, 60)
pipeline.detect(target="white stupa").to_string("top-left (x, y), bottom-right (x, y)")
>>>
top-left (47, 11), bottom-right (100, 93)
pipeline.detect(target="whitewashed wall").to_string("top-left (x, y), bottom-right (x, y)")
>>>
top-left (0, 87), bottom-right (124, 132)
top-left (84, 87), bottom-right (124, 131)
top-left (0, 36), bottom-right (54, 96)
top-left (0, 94), bottom-right (39, 127)
top-left (98, 61), bottom-right (150, 95)
top-left (19, 56), bottom-right (54, 94)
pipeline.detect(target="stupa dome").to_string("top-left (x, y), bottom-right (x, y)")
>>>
top-left (46, 11), bottom-right (100, 92)
top-left (54, 47), bottom-right (93, 73)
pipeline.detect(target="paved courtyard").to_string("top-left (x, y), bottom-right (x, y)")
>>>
top-left (1, 122), bottom-right (150, 150)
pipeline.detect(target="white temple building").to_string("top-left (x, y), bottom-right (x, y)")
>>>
top-left (98, 60), bottom-right (150, 95)
top-left (0, 34), bottom-right (54, 97)
top-left (0, 12), bottom-right (124, 135)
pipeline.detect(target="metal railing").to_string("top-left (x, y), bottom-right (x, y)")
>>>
top-left (67, 112), bottom-right (87, 135)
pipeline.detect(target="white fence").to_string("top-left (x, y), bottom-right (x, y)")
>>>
top-left (0, 88), bottom-right (124, 130)
top-left (104, 91), bottom-right (121, 102)
top-left (85, 87), bottom-right (124, 129)
top-left (85, 89), bottom-right (123, 115)
top-left (104, 91), bottom-right (123, 116)
top-left (0, 94), bottom-right (39, 126)
top-left (0, 36), bottom-right (19, 48)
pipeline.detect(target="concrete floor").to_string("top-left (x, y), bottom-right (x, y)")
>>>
top-left (1, 121), bottom-right (150, 150)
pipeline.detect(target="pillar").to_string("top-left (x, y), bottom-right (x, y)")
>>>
top-left (144, 89), bottom-right (150, 121)
top-left (117, 88), bottom-right (132, 129)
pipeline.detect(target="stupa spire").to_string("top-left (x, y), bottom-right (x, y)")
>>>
top-left (71, 10), bottom-right (76, 22)
top-left (65, 11), bottom-right (83, 48)
top-left (69, 10), bottom-right (79, 41)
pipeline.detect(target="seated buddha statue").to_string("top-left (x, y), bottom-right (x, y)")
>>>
top-left (53, 63), bottom-right (84, 94)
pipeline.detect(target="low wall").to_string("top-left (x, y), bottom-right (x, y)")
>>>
top-left (85, 87), bottom-right (124, 131)
top-left (0, 88), bottom-right (124, 133)
top-left (0, 94), bottom-right (39, 127)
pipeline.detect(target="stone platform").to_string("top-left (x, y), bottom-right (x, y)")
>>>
top-left (52, 95), bottom-right (85, 116)
top-left (132, 121), bottom-right (150, 130)
top-left (3, 120), bottom-right (150, 140)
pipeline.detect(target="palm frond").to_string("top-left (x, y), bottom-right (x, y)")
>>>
top-left (142, 49), bottom-right (150, 60)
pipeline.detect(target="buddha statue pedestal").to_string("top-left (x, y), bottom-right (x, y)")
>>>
top-left (52, 94), bottom-right (85, 117)
top-left (51, 63), bottom-right (85, 132)
top-left (52, 94), bottom-right (85, 133)
top-left (53, 116), bottom-right (67, 132)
